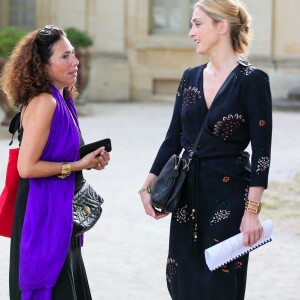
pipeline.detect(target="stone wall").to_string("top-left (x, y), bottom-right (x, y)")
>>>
top-left (33, 0), bottom-right (300, 101)
top-left (36, 0), bottom-right (130, 102)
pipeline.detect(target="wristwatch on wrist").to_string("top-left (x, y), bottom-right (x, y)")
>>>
top-left (57, 163), bottom-right (72, 179)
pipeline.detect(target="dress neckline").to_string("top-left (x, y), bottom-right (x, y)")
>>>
top-left (200, 62), bottom-right (244, 111)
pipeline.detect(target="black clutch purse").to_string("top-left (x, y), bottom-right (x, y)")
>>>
top-left (151, 155), bottom-right (190, 213)
top-left (79, 138), bottom-right (112, 159)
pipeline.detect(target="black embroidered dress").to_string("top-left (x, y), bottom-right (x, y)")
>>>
top-left (150, 62), bottom-right (272, 300)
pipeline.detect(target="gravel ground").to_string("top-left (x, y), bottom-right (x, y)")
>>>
top-left (0, 103), bottom-right (299, 300)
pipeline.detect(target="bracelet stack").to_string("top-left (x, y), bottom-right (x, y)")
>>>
top-left (245, 199), bottom-right (262, 214)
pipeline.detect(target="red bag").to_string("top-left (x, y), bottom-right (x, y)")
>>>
top-left (0, 148), bottom-right (20, 238)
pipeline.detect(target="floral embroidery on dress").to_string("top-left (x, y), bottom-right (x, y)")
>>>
top-left (253, 148), bottom-right (270, 174)
top-left (210, 210), bottom-right (231, 225)
top-left (221, 265), bottom-right (230, 273)
top-left (213, 114), bottom-right (245, 140)
top-left (182, 86), bottom-right (201, 110)
top-left (220, 261), bottom-right (244, 273)
top-left (174, 205), bottom-right (190, 223)
top-left (166, 258), bottom-right (178, 283)
top-left (222, 176), bottom-right (230, 183)
top-left (256, 157), bottom-right (270, 174)
top-left (235, 261), bottom-right (243, 269)
top-left (240, 66), bottom-right (255, 76)
top-left (258, 120), bottom-right (266, 127)
top-left (209, 199), bottom-right (231, 225)
top-left (176, 76), bottom-right (186, 96)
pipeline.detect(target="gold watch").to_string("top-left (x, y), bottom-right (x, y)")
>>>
top-left (57, 163), bottom-right (72, 179)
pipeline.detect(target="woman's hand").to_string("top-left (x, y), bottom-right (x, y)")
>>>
top-left (139, 174), bottom-right (169, 220)
top-left (240, 211), bottom-right (263, 247)
top-left (140, 190), bottom-right (169, 220)
top-left (93, 148), bottom-right (110, 170)
top-left (80, 147), bottom-right (110, 170)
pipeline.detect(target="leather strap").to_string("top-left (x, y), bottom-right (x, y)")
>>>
top-left (189, 63), bottom-right (242, 158)
top-left (8, 111), bottom-right (21, 146)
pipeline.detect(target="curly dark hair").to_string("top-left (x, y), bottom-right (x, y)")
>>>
top-left (0, 26), bottom-right (78, 107)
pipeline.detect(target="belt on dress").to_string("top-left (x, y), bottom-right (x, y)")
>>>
top-left (184, 150), bottom-right (246, 161)
top-left (189, 150), bottom-right (249, 242)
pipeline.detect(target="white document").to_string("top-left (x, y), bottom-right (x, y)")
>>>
top-left (205, 219), bottom-right (273, 271)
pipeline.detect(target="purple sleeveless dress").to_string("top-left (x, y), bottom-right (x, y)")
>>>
top-left (9, 86), bottom-right (92, 300)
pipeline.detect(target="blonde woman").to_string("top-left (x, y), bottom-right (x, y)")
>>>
top-left (140, 1), bottom-right (272, 299)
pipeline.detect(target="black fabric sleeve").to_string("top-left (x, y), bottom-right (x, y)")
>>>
top-left (150, 69), bottom-right (189, 176)
top-left (245, 69), bottom-right (272, 188)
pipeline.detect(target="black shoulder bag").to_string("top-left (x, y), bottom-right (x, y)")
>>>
top-left (151, 64), bottom-right (242, 213)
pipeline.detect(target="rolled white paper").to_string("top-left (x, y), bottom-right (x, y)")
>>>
top-left (205, 219), bottom-right (273, 271)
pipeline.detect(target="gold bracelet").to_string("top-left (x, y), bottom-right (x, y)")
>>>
top-left (138, 187), bottom-right (152, 194)
top-left (245, 200), bottom-right (262, 213)
top-left (57, 163), bottom-right (72, 179)
top-left (245, 199), bottom-right (262, 214)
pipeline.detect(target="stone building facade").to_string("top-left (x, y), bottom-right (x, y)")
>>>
top-left (1, 0), bottom-right (299, 102)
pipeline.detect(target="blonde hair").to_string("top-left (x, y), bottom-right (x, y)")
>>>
top-left (194, 0), bottom-right (252, 54)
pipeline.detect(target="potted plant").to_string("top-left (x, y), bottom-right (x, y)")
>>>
top-left (64, 27), bottom-right (93, 97)
top-left (0, 27), bottom-right (27, 126)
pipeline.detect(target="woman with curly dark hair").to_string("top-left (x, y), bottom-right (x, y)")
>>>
top-left (1, 25), bottom-right (110, 300)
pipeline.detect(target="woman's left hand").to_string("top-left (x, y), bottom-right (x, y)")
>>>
top-left (94, 149), bottom-right (110, 170)
top-left (240, 211), bottom-right (263, 247)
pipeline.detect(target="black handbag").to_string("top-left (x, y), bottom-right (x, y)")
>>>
top-left (72, 138), bottom-right (111, 236)
top-left (151, 63), bottom-right (243, 213)
top-left (73, 181), bottom-right (103, 236)
top-left (151, 122), bottom-right (205, 213)
top-left (151, 154), bottom-right (192, 213)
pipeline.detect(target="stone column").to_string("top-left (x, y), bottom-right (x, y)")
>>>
top-left (36, 0), bottom-right (130, 102)
top-left (272, 0), bottom-right (300, 99)
top-left (84, 0), bottom-right (130, 102)
top-left (245, 0), bottom-right (300, 99)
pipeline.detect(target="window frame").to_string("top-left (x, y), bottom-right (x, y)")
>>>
top-left (150, 0), bottom-right (195, 35)
top-left (0, 0), bottom-right (36, 30)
